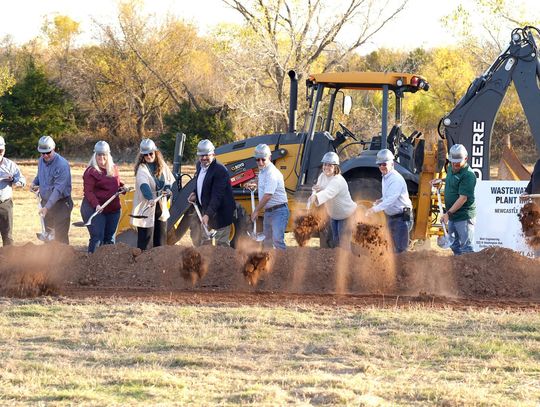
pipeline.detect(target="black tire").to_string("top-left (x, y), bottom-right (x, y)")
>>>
top-left (230, 204), bottom-right (250, 249)
top-left (115, 229), bottom-right (138, 247)
top-left (348, 178), bottom-right (382, 202)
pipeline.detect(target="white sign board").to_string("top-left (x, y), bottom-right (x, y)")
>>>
top-left (473, 180), bottom-right (533, 257)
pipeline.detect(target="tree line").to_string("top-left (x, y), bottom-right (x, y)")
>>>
top-left (0, 0), bottom-right (537, 162)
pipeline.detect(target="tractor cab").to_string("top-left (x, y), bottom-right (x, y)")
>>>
top-left (301, 72), bottom-right (430, 192)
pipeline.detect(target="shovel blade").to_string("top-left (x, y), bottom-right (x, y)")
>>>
top-left (247, 232), bottom-right (265, 242)
top-left (72, 221), bottom-right (86, 227)
top-left (437, 235), bottom-right (454, 249)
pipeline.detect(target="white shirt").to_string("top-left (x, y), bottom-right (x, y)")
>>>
top-left (371, 169), bottom-right (412, 216)
top-left (314, 173), bottom-right (357, 220)
top-left (257, 162), bottom-right (288, 208)
top-left (196, 165), bottom-right (209, 205)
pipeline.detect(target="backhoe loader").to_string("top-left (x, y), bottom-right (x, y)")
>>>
top-left (116, 70), bottom-right (435, 247)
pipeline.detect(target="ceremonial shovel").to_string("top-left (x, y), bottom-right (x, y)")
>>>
top-left (191, 201), bottom-right (217, 239)
top-left (436, 187), bottom-right (454, 249)
top-left (73, 187), bottom-right (133, 227)
top-left (247, 188), bottom-right (265, 242)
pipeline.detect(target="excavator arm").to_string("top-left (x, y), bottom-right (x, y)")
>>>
top-left (441, 26), bottom-right (540, 179)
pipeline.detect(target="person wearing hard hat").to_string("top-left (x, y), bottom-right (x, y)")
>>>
top-left (81, 141), bottom-right (127, 253)
top-left (250, 143), bottom-right (289, 249)
top-left (131, 139), bottom-right (175, 250)
top-left (366, 149), bottom-right (413, 253)
top-left (187, 139), bottom-right (235, 246)
top-left (30, 135), bottom-right (73, 244)
top-left (0, 135), bottom-right (26, 246)
top-left (309, 151), bottom-right (357, 249)
top-left (433, 144), bottom-right (476, 255)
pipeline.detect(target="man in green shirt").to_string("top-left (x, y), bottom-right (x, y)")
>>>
top-left (437, 144), bottom-right (476, 255)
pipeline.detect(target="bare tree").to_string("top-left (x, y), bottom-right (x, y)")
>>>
top-left (219, 0), bottom-right (408, 134)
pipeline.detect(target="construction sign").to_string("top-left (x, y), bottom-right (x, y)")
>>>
top-left (473, 180), bottom-right (533, 257)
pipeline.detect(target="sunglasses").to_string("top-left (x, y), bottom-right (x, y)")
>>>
top-left (143, 152), bottom-right (155, 157)
top-left (41, 151), bottom-right (52, 156)
top-left (96, 153), bottom-right (107, 157)
top-left (255, 158), bottom-right (266, 162)
top-left (378, 163), bottom-right (388, 167)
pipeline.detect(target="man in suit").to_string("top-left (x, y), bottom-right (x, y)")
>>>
top-left (188, 139), bottom-right (235, 246)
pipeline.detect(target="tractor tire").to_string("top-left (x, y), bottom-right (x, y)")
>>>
top-left (230, 204), bottom-right (250, 249)
top-left (115, 229), bottom-right (138, 247)
top-left (348, 178), bottom-right (382, 202)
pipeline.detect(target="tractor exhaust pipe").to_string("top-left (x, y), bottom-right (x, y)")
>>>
top-left (288, 70), bottom-right (298, 133)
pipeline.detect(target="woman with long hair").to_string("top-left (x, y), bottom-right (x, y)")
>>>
top-left (81, 141), bottom-right (125, 253)
top-left (131, 139), bottom-right (175, 250)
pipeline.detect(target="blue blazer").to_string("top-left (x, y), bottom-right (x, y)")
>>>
top-left (195, 159), bottom-right (235, 229)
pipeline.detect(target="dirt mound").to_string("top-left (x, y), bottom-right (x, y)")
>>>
top-left (242, 251), bottom-right (272, 285)
top-left (2, 239), bottom-right (540, 302)
top-left (518, 202), bottom-right (540, 248)
top-left (0, 243), bottom-right (75, 297)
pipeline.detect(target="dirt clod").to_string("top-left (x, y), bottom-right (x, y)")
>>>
top-left (518, 202), bottom-right (540, 248)
top-left (353, 222), bottom-right (390, 255)
top-left (293, 214), bottom-right (322, 246)
top-left (180, 247), bottom-right (207, 285)
top-left (243, 251), bottom-right (272, 286)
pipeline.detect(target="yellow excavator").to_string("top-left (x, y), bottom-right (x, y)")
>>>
top-left (116, 25), bottom-right (540, 248)
top-left (117, 70), bottom-right (438, 247)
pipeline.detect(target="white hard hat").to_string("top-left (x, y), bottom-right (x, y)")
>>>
top-left (139, 138), bottom-right (157, 155)
top-left (197, 139), bottom-right (215, 156)
top-left (448, 144), bottom-right (467, 163)
top-left (94, 140), bottom-right (110, 154)
top-left (376, 149), bottom-right (394, 164)
top-left (254, 144), bottom-right (271, 159)
top-left (37, 135), bottom-right (55, 153)
top-left (321, 152), bottom-right (340, 165)
top-left (0, 136), bottom-right (5, 148)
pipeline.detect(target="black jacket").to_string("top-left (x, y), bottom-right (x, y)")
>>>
top-left (195, 159), bottom-right (235, 229)
top-left (525, 159), bottom-right (540, 195)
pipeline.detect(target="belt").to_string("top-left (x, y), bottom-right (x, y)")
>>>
top-left (265, 203), bottom-right (287, 212)
top-left (387, 212), bottom-right (404, 219)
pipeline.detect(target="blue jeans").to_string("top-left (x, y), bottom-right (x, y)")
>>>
top-left (331, 217), bottom-right (353, 249)
top-left (263, 205), bottom-right (289, 250)
top-left (448, 218), bottom-right (475, 255)
top-left (81, 199), bottom-right (121, 253)
top-left (387, 216), bottom-right (412, 253)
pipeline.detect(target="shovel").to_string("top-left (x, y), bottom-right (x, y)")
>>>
top-left (191, 201), bottom-right (217, 239)
top-left (435, 187), bottom-right (454, 249)
top-left (32, 190), bottom-right (54, 242)
top-left (129, 195), bottom-right (163, 219)
top-left (247, 188), bottom-right (265, 242)
top-left (73, 187), bottom-right (133, 227)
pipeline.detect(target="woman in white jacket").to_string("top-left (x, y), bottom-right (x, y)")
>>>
top-left (131, 139), bottom-right (175, 250)
top-left (309, 152), bottom-right (357, 249)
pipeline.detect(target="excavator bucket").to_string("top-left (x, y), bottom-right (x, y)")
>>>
top-left (497, 136), bottom-right (531, 180)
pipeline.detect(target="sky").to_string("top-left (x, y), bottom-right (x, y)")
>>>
top-left (0, 0), bottom-right (537, 51)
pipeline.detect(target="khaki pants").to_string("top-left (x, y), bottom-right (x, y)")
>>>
top-left (201, 224), bottom-right (231, 247)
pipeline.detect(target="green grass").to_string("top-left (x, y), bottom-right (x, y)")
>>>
top-left (0, 299), bottom-right (539, 406)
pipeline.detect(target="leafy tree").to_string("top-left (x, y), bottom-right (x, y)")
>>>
top-left (0, 61), bottom-right (77, 156)
top-left (160, 102), bottom-right (234, 162)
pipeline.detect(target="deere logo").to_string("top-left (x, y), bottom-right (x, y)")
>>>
top-left (231, 163), bottom-right (245, 172)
